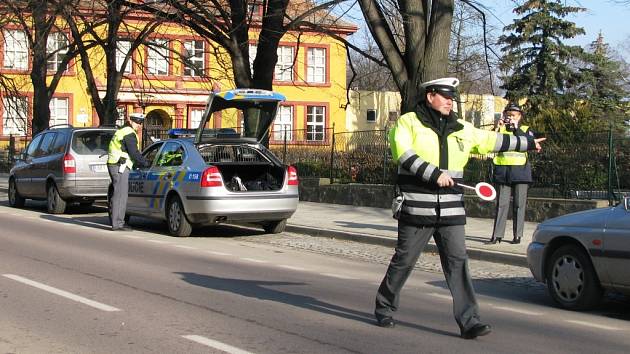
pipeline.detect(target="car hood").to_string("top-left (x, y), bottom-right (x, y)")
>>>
top-left (538, 206), bottom-right (614, 228)
top-left (194, 89), bottom-right (286, 144)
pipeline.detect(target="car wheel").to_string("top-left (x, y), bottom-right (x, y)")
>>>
top-left (47, 183), bottom-right (67, 214)
top-left (167, 196), bottom-right (192, 237)
top-left (8, 178), bottom-right (25, 208)
top-left (263, 219), bottom-right (287, 234)
top-left (545, 244), bottom-right (603, 310)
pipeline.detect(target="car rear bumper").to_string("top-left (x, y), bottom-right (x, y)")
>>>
top-left (59, 177), bottom-right (110, 199)
top-left (184, 195), bottom-right (298, 224)
top-left (527, 241), bottom-right (546, 282)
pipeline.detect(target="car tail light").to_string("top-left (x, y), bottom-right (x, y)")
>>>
top-left (287, 165), bottom-right (298, 186)
top-left (201, 166), bottom-right (223, 187)
top-left (63, 153), bottom-right (76, 174)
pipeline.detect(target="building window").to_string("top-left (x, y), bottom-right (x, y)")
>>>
top-left (307, 47), bottom-right (326, 83)
top-left (274, 46), bottom-right (294, 82)
top-left (3, 30), bottom-right (28, 70)
top-left (388, 111), bottom-right (398, 122)
top-left (147, 39), bottom-right (169, 75)
top-left (306, 106), bottom-right (325, 141)
top-left (116, 40), bottom-right (132, 73)
top-left (183, 40), bottom-right (205, 76)
top-left (189, 107), bottom-right (205, 129)
top-left (248, 44), bottom-right (257, 73)
top-left (47, 32), bottom-right (68, 72)
top-left (273, 106), bottom-right (293, 141)
top-left (2, 96), bottom-right (28, 136)
top-left (116, 106), bottom-right (126, 127)
top-left (49, 98), bottom-right (69, 126)
top-left (367, 109), bottom-right (377, 123)
top-left (248, 4), bottom-right (261, 17)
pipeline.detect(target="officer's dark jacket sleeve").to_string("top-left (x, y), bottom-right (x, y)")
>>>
top-left (121, 133), bottom-right (151, 167)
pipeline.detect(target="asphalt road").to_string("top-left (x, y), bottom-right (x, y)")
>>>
top-left (2, 199), bottom-right (630, 353)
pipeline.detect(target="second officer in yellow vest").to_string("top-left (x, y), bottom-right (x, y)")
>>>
top-left (374, 78), bottom-right (545, 339)
top-left (488, 103), bottom-right (535, 244)
top-left (107, 113), bottom-right (151, 231)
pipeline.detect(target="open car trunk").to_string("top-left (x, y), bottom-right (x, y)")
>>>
top-left (198, 143), bottom-right (285, 192)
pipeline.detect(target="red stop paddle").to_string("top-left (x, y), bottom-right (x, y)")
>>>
top-left (458, 182), bottom-right (496, 201)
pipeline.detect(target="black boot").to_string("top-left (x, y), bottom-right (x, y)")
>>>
top-left (511, 237), bottom-right (521, 244)
top-left (486, 237), bottom-right (501, 244)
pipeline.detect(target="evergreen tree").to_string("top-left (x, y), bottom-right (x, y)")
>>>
top-left (498, 0), bottom-right (587, 136)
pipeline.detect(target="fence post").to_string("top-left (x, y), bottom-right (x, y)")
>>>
top-left (382, 130), bottom-right (388, 184)
top-left (607, 125), bottom-right (614, 206)
top-left (282, 127), bottom-right (287, 163)
top-left (8, 134), bottom-right (15, 166)
top-left (329, 123), bottom-right (335, 184)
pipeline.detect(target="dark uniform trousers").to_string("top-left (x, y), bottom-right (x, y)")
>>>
top-left (375, 220), bottom-right (480, 331)
top-left (107, 164), bottom-right (129, 229)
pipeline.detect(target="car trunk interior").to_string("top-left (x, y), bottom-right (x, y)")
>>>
top-left (198, 144), bottom-right (285, 191)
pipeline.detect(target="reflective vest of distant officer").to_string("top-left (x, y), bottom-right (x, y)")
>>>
top-left (390, 109), bottom-right (536, 226)
top-left (492, 124), bottom-right (534, 184)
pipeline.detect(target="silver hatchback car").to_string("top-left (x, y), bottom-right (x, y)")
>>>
top-left (527, 196), bottom-right (630, 310)
top-left (9, 125), bottom-right (116, 213)
top-left (115, 89), bottom-right (299, 237)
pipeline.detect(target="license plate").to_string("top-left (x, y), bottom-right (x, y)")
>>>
top-left (91, 164), bottom-right (107, 173)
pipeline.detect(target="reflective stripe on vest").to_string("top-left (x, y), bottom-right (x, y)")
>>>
top-left (107, 126), bottom-right (137, 170)
top-left (493, 125), bottom-right (528, 166)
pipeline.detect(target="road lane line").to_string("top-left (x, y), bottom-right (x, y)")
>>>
top-left (491, 306), bottom-right (542, 316)
top-left (175, 245), bottom-right (196, 250)
top-left (146, 239), bottom-right (169, 244)
top-left (427, 292), bottom-right (452, 301)
top-left (182, 335), bottom-right (254, 354)
top-left (564, 320), bottom-right (621, 331)
top-left (207, 251), bottom-right (232, 256)
top-left (122, 235), bottom-right (141, 239)
top-left (2, 274), bottom-right (121, 312)
top-left (319, 273), bottom-right (358, 280)
top-left (241, 258), bottom-right (268, 263)
top-left (277, 265), bottom-right (307, 271)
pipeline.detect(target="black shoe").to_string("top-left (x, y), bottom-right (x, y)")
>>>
top-left (461, 323), bottom-right (492, 339)
top-left (376, 316), bottom-right (395, 328)
top-left (486, 238), bottom-right (501, 244)
top-left (511, 238), bottom-right (521, 244)
top-left (112, 226), bottom-right (133, 232)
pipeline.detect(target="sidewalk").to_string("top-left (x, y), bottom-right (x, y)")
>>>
top-left (0, 173), bottom-right (533, 267)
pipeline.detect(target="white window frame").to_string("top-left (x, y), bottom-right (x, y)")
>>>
top-left (274, 45), bottom-right (294, 82)
top-left (49, 97), bottom-right (69, 127)
top-left (147, 39), bottom-right (169, 75)
top-left (366, 109), bottom-right (377, 123)
top-left (3, 30), bottom-right (28, 70)
top-left (248, 44), bottom-right (257, 73)
top-left (183, 40), bottom-right (205, 76)
top-left (273, 105), bottom-right (293, 141)
top-left (2, 96), bottom-right (28, 136)
top-left (47, 32), bottom-right (68, 72)
top-left (306, 106), bottom-right (326, 141)
top-left (307, 47), bottom-right (326, 83)
top-left (116, 106), bottom-right (126, 127)
top-left (189, 107), bottom-right (205, 129)
top-left (116, 40), bottom-right (132, 73)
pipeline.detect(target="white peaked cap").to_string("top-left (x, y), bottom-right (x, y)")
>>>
top-left (420, 77), bottom-right (460, 89)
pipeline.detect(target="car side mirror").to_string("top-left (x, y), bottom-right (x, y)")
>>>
top-left (625, 196), bottom-right (630, 212)
top-left (13, 151), bottom-right (26, 161)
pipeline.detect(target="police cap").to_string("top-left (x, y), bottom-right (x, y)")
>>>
top-left (129, 113), bottom-right (145, 124)
top-left (421, 77), bottom-right (460, 99)
top-left (503, 103), bottom-right (523, 113)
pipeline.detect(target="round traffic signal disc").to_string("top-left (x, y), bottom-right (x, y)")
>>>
top-left (475, 182), bottom-right (496, 201)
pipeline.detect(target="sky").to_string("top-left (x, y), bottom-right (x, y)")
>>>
top-left (485, 0), bottom-right (630, 56)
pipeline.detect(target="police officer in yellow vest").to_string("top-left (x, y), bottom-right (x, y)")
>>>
top-left (488, 103), bottom-right (535, 244)
top-left (107, 113), bottom-right (151, 231)
top-left (375, 78), bottom-right (545, 339)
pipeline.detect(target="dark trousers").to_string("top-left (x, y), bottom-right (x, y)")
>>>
top-left (375, 220), bottom-right (480, 331)
top-left (107, 165), bottom-right (129, 229)
top-left (492, 183), bottom-right (528, 240)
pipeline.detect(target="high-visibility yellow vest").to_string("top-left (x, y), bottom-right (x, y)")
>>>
top-left (107, 126), bottom-right (137, 170)
top-left (493, 125), bottom-right (529, 166)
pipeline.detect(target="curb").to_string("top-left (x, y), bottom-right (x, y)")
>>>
top-left (286, 224), bottom-right (528, 268)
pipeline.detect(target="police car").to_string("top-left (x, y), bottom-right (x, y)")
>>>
top-left (111, 89), bottom-right (299, 237)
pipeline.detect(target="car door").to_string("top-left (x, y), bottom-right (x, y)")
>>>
top-left (145, 141), bottom-right (186, 216)
top-left (127, 142), bottom-right (162, 214)
top-left (15, 134), bottom-right (44, 197)
top-left (602, 203), bottom-right (630, 288)
top-left (31, 132), bottom-right (57, 198)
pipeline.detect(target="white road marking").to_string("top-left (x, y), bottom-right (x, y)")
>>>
top-left (182, 335), bottom-right (254, 354)
top-left (564, 320), bottom-right (621, 331)
top-left (277, 265), bottom-right (307, 271)
top-left (319, 273), bottom-right (358, 280)
top-left (241, 258), bottom-right (268, 263)
top-left (2, 274), bottom-right (121, 312)
top-left (207, 251), bottom-right (232, 256)
top-left (146, 239), bottom-right (168, 244)
top-left (491, 306), bottom-right (542, 316)
top-left (123, 235), bottom-right (141, 239)
top-left (427, 292), bottom-right (452, 301)
top-left (175, 245), bottom-right (195, 250)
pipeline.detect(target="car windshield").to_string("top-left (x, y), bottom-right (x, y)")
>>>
top-left (72, 130), bottom-right (113, 155)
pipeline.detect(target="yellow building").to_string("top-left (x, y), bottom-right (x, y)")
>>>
top-left (0, 8), bottom-right (357, 149)
top-left (345, 90), bottom-right (508, 131)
